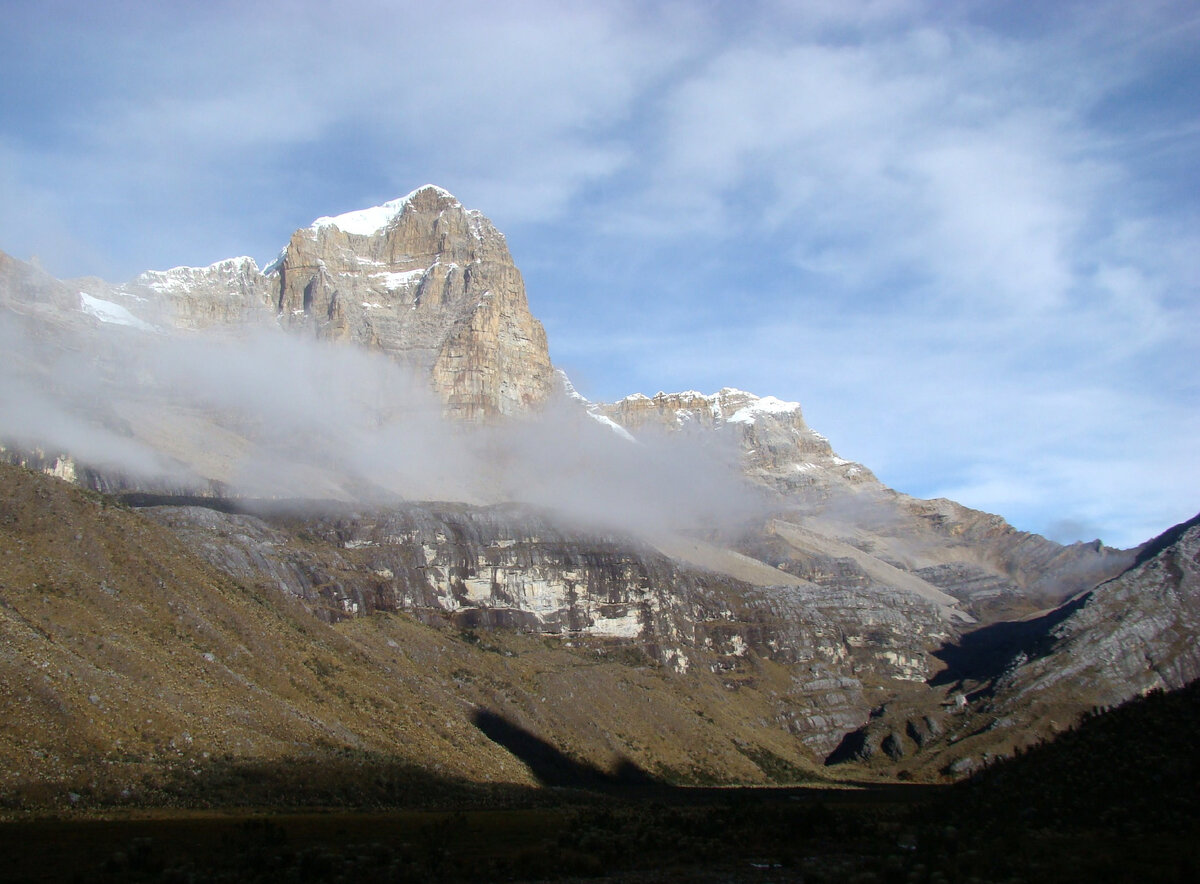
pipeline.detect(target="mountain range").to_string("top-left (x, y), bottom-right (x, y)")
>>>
top-left (0, 185), bottom-right (1196, 805)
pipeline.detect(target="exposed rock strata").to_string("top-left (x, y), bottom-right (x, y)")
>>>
top-left (139, 498), bottom-right (962, 754)
top-left (270, 186), bottom-right (553, 418)
top-left (827, 513), bottom-right (1200, 776)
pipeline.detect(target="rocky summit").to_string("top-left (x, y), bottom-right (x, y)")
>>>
top-left (0, 186), bottom-right (1196, 814)
top-left (2, 185), bottom-right (555, 420)
top-left (272, 185), bottom-right (554, 419)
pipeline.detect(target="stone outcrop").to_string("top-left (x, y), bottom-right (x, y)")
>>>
top-left (139, 496), bottom-right (965, 754)
top-left (269, 185), bottom-right (553, 418)
top-left (596, 388), bottom-right (876, 496)
top-left (827, 512), bottom-right (1200, 776)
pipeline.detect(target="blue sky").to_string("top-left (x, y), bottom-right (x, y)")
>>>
top-left (2, 0), bottom-right (1197, 548)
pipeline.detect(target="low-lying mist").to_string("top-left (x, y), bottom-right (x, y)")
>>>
top-left (0, 314), bottom-right (764, 536)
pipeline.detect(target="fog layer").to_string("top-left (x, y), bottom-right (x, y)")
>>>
top-left (0, 314), bottom-right (761, 535)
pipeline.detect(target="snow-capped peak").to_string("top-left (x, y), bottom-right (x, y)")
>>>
top-left (309, 184), bottom-right (460, 236)
top-left (726, 395), bottom-right (802, 425)
top-left (611, 388), bottom-right (801, 426)
top-left (134, 257), bottom-right (260, 294)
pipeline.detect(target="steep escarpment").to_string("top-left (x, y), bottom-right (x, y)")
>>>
top-left (271, 186), bottom-right (553, 418)
top-left (825, 512), bottom-right (1200, 777)
top-left (3, 187), bottom-right (555, 420)
top-left (135, 495), bottom-right (967, 755)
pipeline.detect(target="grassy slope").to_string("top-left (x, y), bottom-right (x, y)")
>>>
top-left (0, 464), bottom-right (832, 809)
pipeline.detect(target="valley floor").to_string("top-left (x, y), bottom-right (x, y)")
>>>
top-left (0, 779), bottom-right (1195, 884)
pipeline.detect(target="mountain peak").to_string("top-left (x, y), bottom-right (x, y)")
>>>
top-left (612, 388), bottom-right (802, 426)
top-left (276, 184), bottom-right (551, 418)
top-left (308, 184), bottom-right (461, 237)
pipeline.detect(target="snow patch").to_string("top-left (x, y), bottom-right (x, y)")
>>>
top-left (310, 184), bottom-right (459, 236)
top-left (262, 248), bottom-right (287, 276)
top-left (587, 412), bottom-right (637, 443)
top-left (374, 269), bottom-right (426, 290)
top-left (557, 371), bottom-right (637, 443)
top-left (137, 256), bottom-right (260, 293)
top-left (78, 292), bottom-right (156, 331)
top-left (727, 396), bottom-right (802, 425)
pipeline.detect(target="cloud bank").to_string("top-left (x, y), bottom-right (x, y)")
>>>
top-left (0, 312), bottom-right (757, 537)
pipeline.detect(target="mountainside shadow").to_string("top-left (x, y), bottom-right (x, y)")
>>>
top-left (472, 709), bottom-right (659, 789)
top-left (929, 592), bottom-right (1091, 689)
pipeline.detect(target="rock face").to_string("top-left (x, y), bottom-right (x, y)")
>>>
top-left (827, 512), bottom-right (1200, 776)
top-left (596, 388), bottom-right (875, 496)
top-left (14, 186), bottom-right (556, 420)
top-left (137, 496), bottom-right (964, 754)
top-left (270, 186), bottom-right (553, 419)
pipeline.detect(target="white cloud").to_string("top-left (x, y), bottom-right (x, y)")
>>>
top-left (28, 0), bottom-right (693, 272)
top-left (617, 23), bottom-right (1126, 316)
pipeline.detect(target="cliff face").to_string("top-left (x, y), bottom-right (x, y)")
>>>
top-left (824, 513), bottom-right (1200, 777)
top-left (28, 186), bottom-right (555, 420)
top-left (271, 186), bottom-right (553, 419)
top-left (596, 388), bottom-right (875, 496)
top-left (139, 496), bottom-right (957, 755)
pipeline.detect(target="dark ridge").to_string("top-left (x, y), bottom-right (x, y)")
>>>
top-left (118, 492), bottom-right (247, 513)
top-left (117, 492), bottom-right (368, 518)
top-left (116, 492), bottom-right (564, 523)
top-left (946, 677), bottom-right (1200, 834)
top-left (1128, 510), bottom-right (1200, 571)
